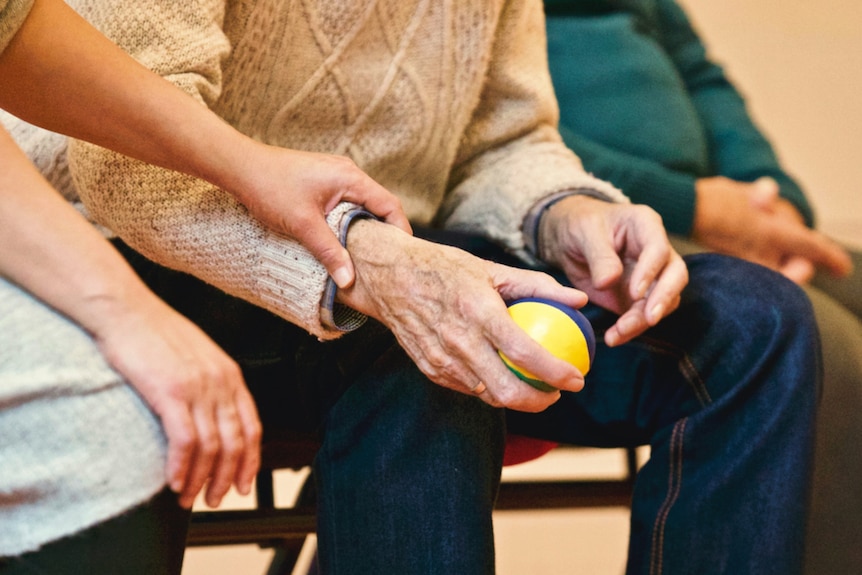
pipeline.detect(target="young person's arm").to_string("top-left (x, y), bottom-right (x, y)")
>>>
top-left (0, 126), bottom-right (260, 509)
top-left (0, 0), bottom-right (409, 288)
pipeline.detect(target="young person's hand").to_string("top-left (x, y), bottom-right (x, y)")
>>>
top-left (91, 289), bottom-right (262, 510)
top-left (229, 145), bottom-right (411, 289)
top-left (1, 128), bottom-right (262, 510)
top-left (0, 0), bottom-right (411, 292)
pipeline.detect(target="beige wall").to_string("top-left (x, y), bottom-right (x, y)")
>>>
top-left (678, 0), bottom-right (862, 247)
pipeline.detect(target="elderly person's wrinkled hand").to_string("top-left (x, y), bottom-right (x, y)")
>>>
top-left (335, 219), bottom-right (589, 412)
top-left (537, 194), bottom-right (689, 347)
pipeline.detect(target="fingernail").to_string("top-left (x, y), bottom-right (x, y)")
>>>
top-left (332, 266), bottom-right (351, 289)
top-left (636, 281), bottom-right (648, 299)
top-left (649, 303), bottom-right (665, 323)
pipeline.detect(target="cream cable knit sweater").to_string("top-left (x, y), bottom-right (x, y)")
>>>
top-left (44, 0), bottom-right (625, 340)
top-left (0, 0), bottom-right (32, 54)
top-left (0, 0), bottom-right (624, 556)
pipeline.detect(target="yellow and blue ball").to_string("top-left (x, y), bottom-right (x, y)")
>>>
top-left (500, 297), bottom-right (596, 392)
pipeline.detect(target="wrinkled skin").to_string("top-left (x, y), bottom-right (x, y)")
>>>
top-left (337, 194), bottom-right (688, 410)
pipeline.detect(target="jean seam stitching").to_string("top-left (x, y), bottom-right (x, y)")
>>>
top-left (650, 417), bottom-right (687, 575)
top-left (636, 336), bottom-right (713, 407)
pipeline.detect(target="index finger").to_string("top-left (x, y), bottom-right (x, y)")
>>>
top-left (493, 318), bottom-right (587, 395)
top-left (779, 227), bottom-right (852, 278)
top-left (159, 404), bottom-right (197, 496)
top-left (642, 250), bottom-right (688, 325)
top-left (472, 340), bottom-right (566, 413)
top-left (343, 184), bottom-right (412, 235)
top-left (627, 237), bottom-right (688, 325)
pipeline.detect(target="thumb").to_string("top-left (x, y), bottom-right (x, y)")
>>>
top-left (296, 219), bottom-right (356, 288)
top-left (749, 177), bottom-right (780, 210)
top-left (779, 256), bottom-right (816, 285)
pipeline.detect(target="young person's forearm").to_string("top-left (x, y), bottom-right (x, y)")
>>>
top-left (0, 128), bottom-right (156, 338)
top-left (0, 0), bottom-right (253, 195)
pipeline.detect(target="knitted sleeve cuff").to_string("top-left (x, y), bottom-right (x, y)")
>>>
top-left (319, 205), bottom-right (378, 334)
top-left (254, 202), bottom-right (371, 341)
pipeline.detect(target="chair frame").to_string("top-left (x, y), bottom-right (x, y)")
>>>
top-left (187, 441), bottom-right (637, 557)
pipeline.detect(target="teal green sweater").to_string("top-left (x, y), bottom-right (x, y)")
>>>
top-left (544, 0), bottom-right (814, 235)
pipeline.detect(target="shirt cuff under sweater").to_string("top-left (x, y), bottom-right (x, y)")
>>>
top-left (320, 206), bottom-right (377, 334)
top-left (522, 187), bottom-right (627, 264)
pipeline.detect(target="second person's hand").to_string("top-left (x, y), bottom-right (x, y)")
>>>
top-left (694, 176), bottom-right (852, 283)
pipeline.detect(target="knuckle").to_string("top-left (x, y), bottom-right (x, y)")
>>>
top-left (315, 243), bottom-right (344, 263)
top-left (198, 433), bottom-right (220, 457)
top-left (246, 420), bottom-right (263, 444)
top-left (221, 436), bottom-right (244, 459)
top-left (287, 210), bottom-right (318, 231)
top-left (493, 386), bottom-right (520, 407)
top-left (223, 357), bottom-right (243, 379)
top-left (161, 374), bottom-right (193, 399)
top-left (206, 359), bottom-right (241, 389)
top-left (335, 155), bottom-right (358, 170)
top-left (422, 345), bottom-right (452, 371)
top-left (170, 425), bottom-right (198, 452)
top-left (172, 430), bottom-right (197, 453)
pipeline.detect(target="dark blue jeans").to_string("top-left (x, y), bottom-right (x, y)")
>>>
top-left (114, 232), bottom-right (820, 575)
top-left (509, 258), bottom-right (820, 574)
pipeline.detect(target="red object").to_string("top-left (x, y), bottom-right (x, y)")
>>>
top-left (503, 434), bottom-right (559, 466)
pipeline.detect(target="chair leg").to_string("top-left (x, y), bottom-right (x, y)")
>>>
top-left (263, 471), bottom-right (318, 575)
top-left (625, 447), bottom-right (639, 479)
top-left (306, 548), bottom-right (319, 575)
top-left (265, 539), bottom-right (307, 575)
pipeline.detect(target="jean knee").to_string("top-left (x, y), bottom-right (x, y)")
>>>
top-left (679, 255), bottom-right (820, 399)
top-left (685, 253), bottom-right (817, 334)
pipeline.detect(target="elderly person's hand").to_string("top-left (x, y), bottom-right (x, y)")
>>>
top-left (537, 195), bottom-right (689, 347)
top-left (335, 220), bottom-right (589, 412)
